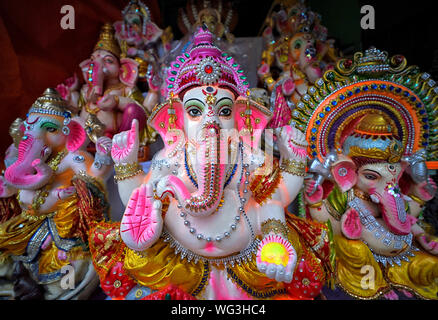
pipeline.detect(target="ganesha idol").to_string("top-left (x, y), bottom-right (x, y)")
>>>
top-left (88, 27), bottom-right (333, 300)
top-left (291, 48), bottom-right (438, 299)
top-left (58, 23), bottom-right (156, 150)
top-left (113, 0), bottom-right (168, 93)
top-left (258, 32), bottom-right (322, 130)
top-left (0, 88), bottom-right (112, 299)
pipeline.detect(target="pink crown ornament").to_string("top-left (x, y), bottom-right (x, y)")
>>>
top-left (165, 26), bottom-right (249, 98)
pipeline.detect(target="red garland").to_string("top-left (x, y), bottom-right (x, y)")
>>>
top-left (101, 261), bottom-right (136, 300)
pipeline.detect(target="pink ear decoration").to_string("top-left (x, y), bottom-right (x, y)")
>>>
top-left (66, 120), bottom-right (86, 152)
top-left (331, 161), bottom-right (357, 192)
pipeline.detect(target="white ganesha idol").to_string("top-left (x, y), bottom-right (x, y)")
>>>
top-left (88, 27), bottom-right (333, 300)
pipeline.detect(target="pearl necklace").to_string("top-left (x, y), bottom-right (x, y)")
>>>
top-left (178, 142), bottom-right (255, 242)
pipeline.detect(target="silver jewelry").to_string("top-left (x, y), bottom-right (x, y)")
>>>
top-left (93, 153), bottom-right (112, 169)
top-left (162, 228), bottom-right (260, 267)
top-left (348, 195), bottom-right (418, 267)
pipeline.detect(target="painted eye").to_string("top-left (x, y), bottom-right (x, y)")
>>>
top-left (188, 108), bottom-right (202, 117)
top-left (294, 41), bottom-right (302, 49)
top-left (104, 58), bottom-right (114, 64)
top-left (219, 107), bottom-right (232, 117)
top-left (364, 174), bottom-right (377, 180)
top-left (46, 127), bottom-right (57, 133)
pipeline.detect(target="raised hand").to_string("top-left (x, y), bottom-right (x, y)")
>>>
top-left (111, 119), bottom-right (140, 165)
top-left (417, 234), bottom-right (438, 255)
top-left (120, 183), bottom-right (163, 251)
top-left (96, 136), bottom-right (112, 156)
top-left (256, 234), bottom-right (297, 283)
top-left (304, 178), bottom-right (324, 204)
top-left (274, 125), bottom-right (308, 162)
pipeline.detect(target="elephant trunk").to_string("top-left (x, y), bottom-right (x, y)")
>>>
top-left (184, 123), bottom-right (227, 217)
top-left (375, 184), bottom-right (412, 235)
top-left (4, 135), bottom-right (53, 190)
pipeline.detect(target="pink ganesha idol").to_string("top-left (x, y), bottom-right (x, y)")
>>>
top-left (87, 27), bottom-right (333, 300)
top-left (57, 23), bottom-right (156, 152)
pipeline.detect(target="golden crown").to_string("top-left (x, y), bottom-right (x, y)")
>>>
top-left (344, 113), bottom-right (403, 163)
top-left (94, 23), bottom-right (121, 58)
top-left (29, 88), bottom-right (71, 118)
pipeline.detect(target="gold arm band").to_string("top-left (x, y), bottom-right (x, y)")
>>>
top-left (114, 162), bottom-right (144, 182)
top-left (323, 199), bottom-right (342, 221)
top-left (261, 218), bottom-right (289, 238)
top-left (408, 194), bottom-right (426, 206)
top-left (280, 159), bottom-right (306, 177)
top-left (307, 200), bottom-right (324, 208)
top-left (290, 138), bottom-right (308, 148)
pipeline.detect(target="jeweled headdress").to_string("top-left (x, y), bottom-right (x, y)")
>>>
top-left (343, 113), bottom-right (403, 163)
top-left (164, 26), bottom-right (249, 98)
top-left (291, 47), bottom-right (438, 164)
top-left (122, 0), bottom-right (151, 21)
top-left (28, 88), bottom-right (73, 135)
top-left (94, 23), bottom-right (121, 58)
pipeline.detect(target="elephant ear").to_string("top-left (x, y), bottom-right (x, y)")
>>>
top-left (66, 119), bottom-right (87, 152)
top-left (148, 100), bottom-right (185, 150)
top-left (144, 21), bottom-right (163, 43)
top-left (331, 155), bottom-right (357, 193)
top-left (234, 96), bottom-right (272, 148)
top-left (119, 58), bottom-right (139, 87)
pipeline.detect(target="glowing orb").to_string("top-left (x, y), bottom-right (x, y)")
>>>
top-left (260, 242), bottom-right (289, 267)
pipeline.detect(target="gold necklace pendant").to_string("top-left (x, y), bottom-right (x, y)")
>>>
top-left (353, 188), bottom-right (371, 202)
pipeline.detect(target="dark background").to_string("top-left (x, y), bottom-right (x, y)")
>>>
top-left (0, 0), bottom-right (437, 159)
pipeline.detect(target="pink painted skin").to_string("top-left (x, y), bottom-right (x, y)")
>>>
top-left (120, 184), bottom-right (163, 252)
top-left (66, 120), bottom-right (86, 152)
top-left (401, 289), bottom-right (414, 298)
top-left (95, 136), bottom-right (112, 156)
top-left (5, 135), bottom-right (53, 190)
top-left (118, 103), bottom-right (147, 133)
top-left (341, 208), bottom-right (362, 239)
top-left (376, 186), bottom-right (413, 235)
top-left (209, 270), bottom-right (251, 300)
top-left (304, 179), bottom-right (324, 204)
top-left (41, 235), bottom-right (69, 261)
top-left (41, 235), bottom-right (53, 250)
top-left (257, 62), bottom-right (270, 78)
top-left (384, 290), bottom-right (399, 300)
top-left (56, 186), bottom-right (76, 200)
top-left (58, 250), bottom-right (67, 261)
top-left (331, 161), bottom-right (357, 193)
top-left (268, 86), bottom-right (292, 129)
top-left (111, 120), bottom-right (138, 162)
top-left (418, 235), bottom-right (438, 252)
top-left (414, 178), bottom-right (437, 201)
top-left (282, 78), bottom-right (296, 96)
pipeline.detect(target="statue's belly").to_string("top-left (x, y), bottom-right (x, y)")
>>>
top-left (164, 189), bottom-right (255, 258)
top-left (361, 218), bottom-right (413, 257)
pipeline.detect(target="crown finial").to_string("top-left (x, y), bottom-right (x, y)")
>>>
top-left (94, 23), bottom-right (121, 58)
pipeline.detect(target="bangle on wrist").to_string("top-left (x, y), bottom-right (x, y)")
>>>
top-left (280, 159), bottom-right (306, 177)
top-left (307, 200), bottom-right (323, 208)
top-left (114, 162), bottom-right (144, 182)
top-left (261, 218), bottom-right (289, 239)
top-left (409, 194), bottom-right (426, 206)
